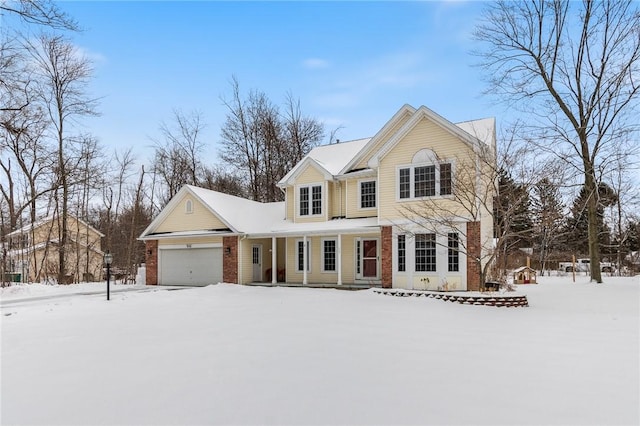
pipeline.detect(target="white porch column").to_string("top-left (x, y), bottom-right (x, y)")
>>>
top-left (303, 235), bottom-right (308, 285)
top-left (337, 234), bottom-right (342, 286)
top-left (271, 237), bottom-right (277, 284)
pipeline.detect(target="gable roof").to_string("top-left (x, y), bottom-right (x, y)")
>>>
top-left (277, 138), bottom-right (371, 187)
top-left (340, 103), bottom-right (417, 174)
top-left (277, 104), bottom-right (495, 186)
top-left (368, 105), bottom-right (495, 168)
top-left (139, 185), bottom-right (285, 238)
top-left (7, 215), bottom-right (105, 238)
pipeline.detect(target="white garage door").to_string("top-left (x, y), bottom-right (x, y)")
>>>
top-left (160, 247), bottom-right (223, 286)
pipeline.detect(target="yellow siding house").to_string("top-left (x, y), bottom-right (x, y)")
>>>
top-left (140, 104), bottom-right (496, 291)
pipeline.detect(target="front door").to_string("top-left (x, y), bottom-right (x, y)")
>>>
top-left (252, 244), bottom-right (262, 281)
top-left (356, 238), bottom-right (379, 280)
top-left (362, 239), bottom-right (378, 278)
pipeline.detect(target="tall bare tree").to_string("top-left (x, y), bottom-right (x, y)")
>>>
top-left (475, 0), bottom-right (640, 283)
top-left (220, 76), bottom-right (324, 202)
top-left (151, 109), bottom-right (207, 206)
top-left (25, 34), bottom-right (98, 283)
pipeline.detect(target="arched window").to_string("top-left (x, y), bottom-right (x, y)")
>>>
top-left (185, 199), bottom-right (193, 214)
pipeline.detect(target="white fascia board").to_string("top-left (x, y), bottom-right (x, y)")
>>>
top-left (246, 227), bottom-right (380, 239)
top-left (138, 230), bottom-right (241, 241)
top-left (340, 104), bottom-right (417, 174)
top-left (335, 168), bottom-right (376, 180)
top-left (369, 106), bottom-right (485, 168)
top-left (283, 158), bottom-right (333, 186)
top-left (139, 186), bottom-right (240, 239)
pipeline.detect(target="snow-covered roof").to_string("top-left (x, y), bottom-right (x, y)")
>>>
top-left (187, 185), bottom-right (285, 234)
top-left (7, 215), bottom-right (105, 238)
top-left (455, 117), bottom-right (496, 148)
top-left (140, 185), bottom-right (285, 238)
top-left (278, 138), bottom-right (371, 186)
top-left (250, 217), bottom-right (380, 237)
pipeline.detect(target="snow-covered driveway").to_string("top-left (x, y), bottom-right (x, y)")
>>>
top-left (1, 277), bottom-right (638, 425)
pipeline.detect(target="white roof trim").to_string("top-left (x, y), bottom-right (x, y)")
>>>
top-left (368, 106), bottom-right (488, 168)
top-left (340, 104), bottom-right (417, 174)
top-left (278, 157), bottom-right (333, 187)
top-left (139, 229), bottom-right (235, 241)
top-left (139, 186), bottom-right (238, 239)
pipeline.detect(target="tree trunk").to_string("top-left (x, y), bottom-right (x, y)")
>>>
top-left (584, 170), bottom-right (602, 283)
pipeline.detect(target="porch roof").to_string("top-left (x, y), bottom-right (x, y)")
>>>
top-left (248, 217), bottom-right (380, 238)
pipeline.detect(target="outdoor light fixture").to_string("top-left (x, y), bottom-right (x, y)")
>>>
top-left (104, 251), bottom-right (113, 301)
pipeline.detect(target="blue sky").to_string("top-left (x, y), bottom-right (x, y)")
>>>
top-left (57, 1), bottom-right (497, 162)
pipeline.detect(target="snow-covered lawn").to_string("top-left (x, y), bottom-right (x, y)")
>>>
top-left (1, 276), bottom-right (638, 425)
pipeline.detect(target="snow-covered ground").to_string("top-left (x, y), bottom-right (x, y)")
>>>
top-left (1, 276), bottom-right (638, 425)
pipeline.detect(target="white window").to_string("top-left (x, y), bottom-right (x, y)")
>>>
top-left (359, 180), bottom-right (376, 209)
top-left (448, 232), bottom-right (459, 272)
top-left (398, 162), bottom-right (453, 200)
top-left (322, 239), bottom-right (336, 272)
top-left (298, 184), bottom-right (322, 216)
top-left (397, 234), bottom-right (406, 272)
top-left (296, 239), bottom-right (311, 272)
top-left (185, 199), bottom-right (193, 214)
top-left (415, 233), bottom-right (436, 272)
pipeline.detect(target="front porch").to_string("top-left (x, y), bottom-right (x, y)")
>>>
top-left (240, 230), bottom-right (389, 287)
top-left (244, 281), bottom-right (381, 290)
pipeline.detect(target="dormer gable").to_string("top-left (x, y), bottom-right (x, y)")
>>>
top-left (279, 157), bottom-right (333, 187)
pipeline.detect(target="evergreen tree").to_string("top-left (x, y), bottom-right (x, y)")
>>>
top-left (564, 183), bottom-right (617, 256)
top-left (494, 168), bottom-right (533, 250)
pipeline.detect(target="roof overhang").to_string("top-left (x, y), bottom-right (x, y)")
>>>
top-left (277, 157), bottom-right (333, 188)
top-left (139, 229), bottom-right (235, 241)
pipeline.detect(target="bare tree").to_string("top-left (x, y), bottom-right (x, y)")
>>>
top-left (603, 144), bottom-right (640, 275)
top-left (25, 34), bottom-right (98, 283)
top-left (397, 126), bottom-right (544, 288)
top-left (220, 76), bottom-right (324, 202)
top-left (0, 0), bottom-right (78, 31)
top-left (531, 176), bottom-right (565, 275)
top-left (475, 0), bottom-right (640, 282)
top-left (151, 109), bottom-right (207, 206)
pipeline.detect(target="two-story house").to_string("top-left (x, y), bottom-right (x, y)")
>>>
top-left (139, 104), bottom-right (496, 291)
top-left (5, 215), bottom-right (104, 283)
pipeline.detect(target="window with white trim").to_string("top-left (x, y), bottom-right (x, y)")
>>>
top-left (397, 234), bottom-right (406, 272)
top-left (185, 199), bottom-right (193, 214)
top-left (322, 239), bottom-right (336, 272)
top-left (440, 163), bottom-right (452, 196)
top-left (296, 240), bottom-right (311, 272)
top-left (398, 162), bottom-right (453, 200)
top-left (448, 232), bottom-right (459, 272)
top-left (360, 180), bottom-right (376, 209)
top-left (299, 184), bottom-right (322, 216)
top-left (415, 233), bottom-right (436, 272)
top-left (299, 187), bottom-right (309, 216)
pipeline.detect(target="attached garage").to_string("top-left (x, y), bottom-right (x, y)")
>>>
top-left (159, 246), bottom-right (223, 286)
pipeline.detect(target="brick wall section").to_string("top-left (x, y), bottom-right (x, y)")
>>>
top-left (145, 240), bottom-right (158, 285)
top-left (466, 221), bottom-right (481, 291)
top-left (381, 226), bottom-right (392, 288)
top-left (223, 236), bottom-right (239, 284)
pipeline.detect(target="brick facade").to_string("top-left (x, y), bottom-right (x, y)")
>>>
top-left (145, 240), bottom-right (158, 285)
top-left (381, 226), bottom-right (392, 288)
top-left (223, 236), bottom-right (239, 284)
top-left (466, 221), bottom-right (481, 291)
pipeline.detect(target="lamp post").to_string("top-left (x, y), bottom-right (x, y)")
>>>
top-left (104, 251), bottom-right (113, 301)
